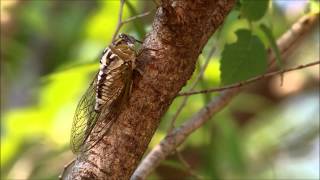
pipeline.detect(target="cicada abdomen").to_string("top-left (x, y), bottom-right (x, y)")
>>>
top-left (70, 33), bottom-right (138, 154)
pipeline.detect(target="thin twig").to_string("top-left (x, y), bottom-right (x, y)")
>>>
top-left (112, 0), bottom-right (154, 42)
top-left (152, 0), bottom-right (161, 7)
top-left (132, 13), bottom-right (319, 180)
top-left (112, 0), bottom-right (126, 42)
top-left (122, 10), bottom-right (153, 24)
top-left (175, 149), bottom-right (204, 180)
top-left (132, 89), bottom-right (239, 180)
top-left (166, 48), bottom-right (215, 175)
top-left (167, 47), bottom-right (216, 133)
top-left (178, 60), bottom-right (320, 96)
top-left (164, 48), bottom-right (214, 175)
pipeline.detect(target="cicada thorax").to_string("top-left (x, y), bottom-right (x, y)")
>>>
top-left (94, 40), bottom-right (136, 113)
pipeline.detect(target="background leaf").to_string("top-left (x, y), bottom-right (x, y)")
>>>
top-left (241, 0), bottom-right (269, 21)
top-left (220, 29), bottom-right (268, 85)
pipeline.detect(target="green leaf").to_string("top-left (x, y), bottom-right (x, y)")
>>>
top-left (260, 24), bottom-right (283, 68)
top-left (310, 0), bottom-right (320, 14)
top-left (220, 29), bottom-right (267, 85)
top-left (241, 0), bottom-right (269, 21)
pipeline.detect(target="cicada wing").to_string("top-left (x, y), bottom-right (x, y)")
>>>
top-left (70, 72), bottom-right (100, 154)
top-left (81, 63), bottom-right (133, 152)
top-left (80, 106), bottom-right (117, 153)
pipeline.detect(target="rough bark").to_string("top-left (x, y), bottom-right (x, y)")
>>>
top-left (68, 0), bottom-right (235, 179)
top-left (132, 13), bottom-right (320, 179)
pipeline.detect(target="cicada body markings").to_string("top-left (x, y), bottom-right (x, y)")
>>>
top-left (70, 33), bottom-right (139, 154)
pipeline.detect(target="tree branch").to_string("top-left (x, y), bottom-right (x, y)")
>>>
top-left (178, 60), bottom-right (320, 96)
top-left (165, 48), bottom-right (215, 177)
top-left (112, 0), bottom-right (126, 42)
top-left (132, 13), bottom-right (319, 180)
top-left (122, 10), bottom-right (153, 24)
top-left (67, 0), bottom-right (236, 179)
top-left (112, 0), bottom-right (154, 42)
top-left (167, 47), bottom-right (215, 132)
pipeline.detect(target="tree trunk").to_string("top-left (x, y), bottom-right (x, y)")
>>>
top-left (68, 0), bottom-right (235, 179)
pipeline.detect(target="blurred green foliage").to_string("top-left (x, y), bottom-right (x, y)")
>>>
top-left (1, 1), bottom-right (319, 180)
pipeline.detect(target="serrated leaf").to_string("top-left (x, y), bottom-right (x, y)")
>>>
top-left (241, 0), bottom-right (269, 21)
top-left (220, 29), bottom-right (267, 85)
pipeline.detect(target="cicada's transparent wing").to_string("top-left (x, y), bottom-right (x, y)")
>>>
top-left (70, 33), bottom-right (137, 154)
top-left (80, 106), bottom-right (118, 153)
top-left (81, 62), bottom-right (133, 152)
top-left (70, 72), bottom-right (100, 154)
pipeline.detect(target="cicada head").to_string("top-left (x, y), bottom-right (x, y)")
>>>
top-left (115, 33), bottom-right (142, 48)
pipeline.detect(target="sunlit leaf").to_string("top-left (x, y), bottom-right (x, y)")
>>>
top-left (203, 58), bottom-right (220, 84)
top-left (310, 0), bottom-right (320, 14)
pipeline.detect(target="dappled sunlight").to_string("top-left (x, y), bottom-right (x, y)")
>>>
top-left (203, 58), bottom-right (221, 84)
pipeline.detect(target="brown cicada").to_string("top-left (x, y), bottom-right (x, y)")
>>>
top-left (70, 33), bottom-right (139, 154)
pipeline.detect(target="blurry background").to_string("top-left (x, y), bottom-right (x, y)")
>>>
top-left (0, 0), bottom-right (319, 179)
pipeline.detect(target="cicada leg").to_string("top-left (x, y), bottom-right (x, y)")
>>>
top-left (59, 159), bottom-right (76, 180)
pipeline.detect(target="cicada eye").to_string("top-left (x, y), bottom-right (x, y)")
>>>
top-left (118, 33), bottom-right (125, 39)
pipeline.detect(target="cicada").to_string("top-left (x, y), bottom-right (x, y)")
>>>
top-left (70, 33), bottom-right (139, 154)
